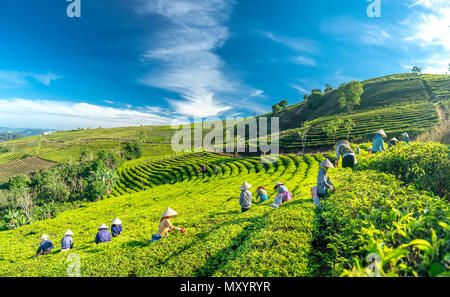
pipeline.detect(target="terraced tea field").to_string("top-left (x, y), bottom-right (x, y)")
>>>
top-left (0, 147), bottom-right (447, 277)
top-left (0, 156), bottom-right (57, 181)
top-left (279, 101), bottom-right (439, 148)
top-left (0, 152), bottom-right (323, 276)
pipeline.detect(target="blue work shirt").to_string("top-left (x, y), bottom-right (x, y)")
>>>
top-left (111, 224), bottom-right (122, 237)
top-left (36, 240), bottom-right (54, 254)
top-left (372, 134), bottom-right (386, 153)
top-left (61, 236), bottom-right (73, 250)
top-left (95, 229), bottom-right (112, 244)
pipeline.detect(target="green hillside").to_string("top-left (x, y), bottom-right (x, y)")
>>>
top-left (263, 73), bottom-right (448, 149)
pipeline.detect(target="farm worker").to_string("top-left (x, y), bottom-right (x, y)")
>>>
top-left (317, 159), bottom-right (335, 200)
top-left (372, 129), bottom-right (387, 153)
top-left (401, 132), bottom-right (410, 144)
top-left (214, 167), bottom-right (218, 174)
top-left (151, 207), bottom-right (186, 243)
top-left (388, 137), bottom-right (399, 149)
top-left (34, 234), bottom-right (54, 257)
top-left (239, 182), bottom-right (252, 213)
top-left (61, 229), bottom-right (74, 251)
top-left (111, 218), bottom-right (123, 237)
top-left (95, 223), bottom-right (112, 244)
top-left (335, 140), bottom-right (357, 169)
top-left (270, 182), bottom-right (292, 208)
top-left (256, 186), bottom-right (269, 203)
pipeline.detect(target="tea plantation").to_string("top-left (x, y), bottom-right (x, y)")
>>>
top-left (0, 145), bottom-right (448, 277)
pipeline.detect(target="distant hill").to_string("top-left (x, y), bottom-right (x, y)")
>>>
top-left (260, 73), bottom-right (449, 149)
top-left (0, 127), bottom-right (56, 143)
top-left (0, 73), bottom-right (448, 178)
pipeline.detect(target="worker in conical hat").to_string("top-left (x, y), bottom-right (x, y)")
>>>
top-left (335, 140), bottom-right (357, 169)
top-left (400, 132), bottom-right (410, 144)
top-left (256, 186), bottom-right (269, 204)
top-left (388, 137), bottom-right (399, 149)
top-left (372, 129), bottom-right (387, 153)
top-left (239, 182), bottom-right (252, 213)
top-left (270, 182), bottom-right (292, 208)
top-left (151, 207), bottom-right (186, 244)
top-left (61, 230), bottom-right (74, 252)
top-left (316, 159), bottom-right (335, 200)
top-left (95, 223), bottom-right (112, 244)
top-left (111, 218), bottom-right (123, 237)
top-left (34, 234), bottom-right (54, 257)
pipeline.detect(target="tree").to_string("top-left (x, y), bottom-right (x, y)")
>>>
top-left (322, 119), bottom-right (343, 143)
top-left (344, 119), bottom-right (356, 141)
top-left (306, 92), bottom-right (325, 109)
top-left (272, 104), bottom-right (281, 114)
top-left (279, 99), bottom-right (288, 109)
top-left (5, 208), bottom-right (19, 229)
top-left (90, 167), bottom-right (119, 195)
top-left (121, 141), bottom-right (143, 160)
top-left (412, 66), bottom-right (422, 76)
top-left (325, 84), bottom-right (333, 92)
top-left (297, 122), bottom-right (311, 155)
top-left (337, 81), bottom-right (364, 113)
top-left (85, 180), bottom-right (107, 201)
top-left (302, 94), bottom-right (308, 102)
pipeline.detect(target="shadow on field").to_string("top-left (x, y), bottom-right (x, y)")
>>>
top-left (150, 212), bottom-right (269, 275)
top-left (306, 206), bottom-right (331, 276)
top-left (122, 240), bottom-right (150, 248)
top-left (191, 212), bottom-right (271, 277)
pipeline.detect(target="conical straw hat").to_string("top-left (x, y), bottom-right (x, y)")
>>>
top-left (274, 182), bottom-right (284, 189)
top-left (240, 181), bottom-right (252, 191)
top-left (319, 159), bottom-right (334, 168)
top-left (375, 129), bottom-right (387, 138)
top-left (390, 137), bottom-right (399, 142)
top-left (112, 218), bottom-right (122, 225)
top-left (161, 207), bottom-right (178, 218)
top-left (401, 132), bottom-right (409, 138)
top-left (64, 229), bottom-right (74, 236)
top-left (41, 234), bottom-right (49, 240)
top-left (98, 223), bottom-right (109, 230)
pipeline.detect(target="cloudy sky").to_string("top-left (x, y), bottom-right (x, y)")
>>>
top-left (0, 0), bottom-right (448, 129)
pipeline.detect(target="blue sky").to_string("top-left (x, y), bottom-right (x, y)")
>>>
top-left (0, 0), bottom-right (449, 129)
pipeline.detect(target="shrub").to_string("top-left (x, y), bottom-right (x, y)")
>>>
top-left (356, 142), bottom-right (450, 200)
top-left (316, 169), bottom-right (449, 276)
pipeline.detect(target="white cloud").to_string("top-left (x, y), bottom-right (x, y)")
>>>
top-left (29, 72), bottom-right (62, 86)
top-left (250, 89), bottom-right (264, 97)
top-left (0, 98), bottom-right (176, 129)
top-left (288, 83), bottom-right (310, 94)
top-left (292, 56), bottom-right (317, 66)
top-left (320, 16), bottom-right (391, 45)
top-left (404, 0), bottom-right (450, 50)
top-left (0, 70), bottom-right (61, 88)
top-left (261, 31), bottom-right (319, 54)
top-left (132, 0), bottom-right (255, 117)
top-left (401, 0), bottom-right (450, 73)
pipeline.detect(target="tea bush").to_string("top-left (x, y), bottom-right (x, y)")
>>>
top-left (356, 142), bottom-right (450, 200)
top-left (316, 169), bottom-right (449, 276)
